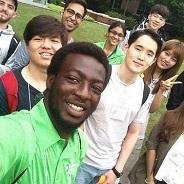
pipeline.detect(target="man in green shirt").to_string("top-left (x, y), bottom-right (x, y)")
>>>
top-left (0, 42), bottom-right (110, 184)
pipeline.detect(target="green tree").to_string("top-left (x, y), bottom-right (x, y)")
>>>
top-left (86, 0), bottom-right (111, 13)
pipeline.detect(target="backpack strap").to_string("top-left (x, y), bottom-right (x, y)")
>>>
top-left (141, 83), bottom-right (150, 106)
top-left (1, 71), bottom-right (18, 112)
top-left (2, 34), bottom-right (20, 65)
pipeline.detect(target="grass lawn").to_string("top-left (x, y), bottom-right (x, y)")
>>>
top-left (10, 3), bottom-right (184, 149)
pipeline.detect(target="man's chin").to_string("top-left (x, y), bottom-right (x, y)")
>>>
top-left (67, 28), bottom-right (76, 33)
top-left (60, 120), bottom-right (83, 133)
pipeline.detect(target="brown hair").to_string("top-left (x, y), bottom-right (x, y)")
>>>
top-left (158, 101), bottom-right (184, 142)
top-left (144, 39), bottom-right (184, 94)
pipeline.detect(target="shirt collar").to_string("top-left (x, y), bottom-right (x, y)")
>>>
top-left (30, 99), bottom-right (63, 150)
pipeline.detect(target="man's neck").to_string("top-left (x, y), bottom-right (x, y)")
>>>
top-left (43, 97), bottom-right (72, 140)
top-left (118, 64), bottom-right (139, 85)
top-left (0, 22), bottom-right (8, 32)
top-left (21, 64), bottom-right (47, 92)
top-left (67, 32), bottom-right (73, 43)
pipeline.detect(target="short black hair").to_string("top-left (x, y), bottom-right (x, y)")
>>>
top-left (108, 21), bottom-right (126, 38)
top-left (48, 42), bottom-right (111, 88)
top-left (12, 0), bottom-right (18, 11)
top-left (64, 0), bottom-right (87, 18)
top-left (128, 29), bottom-right (163, 57)
top-left (23, 15), bottom-right (68, 46)
top-left (150, 4), bottom-right (170, 19)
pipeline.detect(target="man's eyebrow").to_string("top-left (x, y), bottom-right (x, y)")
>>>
top-left (136, 44), bottom-right (155, 55)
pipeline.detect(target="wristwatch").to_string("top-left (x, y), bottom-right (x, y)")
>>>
top-left (112, 167), bottom-right (123, 178)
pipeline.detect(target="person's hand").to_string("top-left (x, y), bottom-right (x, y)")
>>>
top-left (160, 75), bottom-right (182, 92)
top-left (103, 170), bottom-right (117, 184)
top-left (97, 175), bottom-right (106, 184)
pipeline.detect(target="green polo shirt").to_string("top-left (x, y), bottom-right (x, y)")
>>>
top-left (0, 99), bottom-right (88, 184)
top-left (96, 41), bottom-right (125, 65)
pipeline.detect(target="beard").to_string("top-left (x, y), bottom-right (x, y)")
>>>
top-left (47, 88), bottom-right (84, 135)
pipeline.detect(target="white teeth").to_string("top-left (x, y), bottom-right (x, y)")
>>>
top-left (41, 53), bottom-right (52, 57)
top-left (68, 103), bottom-right (84, 112)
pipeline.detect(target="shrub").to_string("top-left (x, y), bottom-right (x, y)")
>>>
top-left (125, 16), bottom-right (138, 30)
top-left (48, 3), bottom-right (63, 13)
top-left (48, 0), bottom-right (61, 5)
top-left (106, 10), bottom-right (122, 19)
top-left (84, 15), bottom-right (95, 22)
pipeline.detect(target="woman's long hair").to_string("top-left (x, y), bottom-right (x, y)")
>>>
top-left (158, 101), bottom-right (184, 142)
top-left (144, 39), bottom-right (184, 94)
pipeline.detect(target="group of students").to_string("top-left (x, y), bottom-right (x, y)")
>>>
top-left (1, 0), bottom-right (184, 184)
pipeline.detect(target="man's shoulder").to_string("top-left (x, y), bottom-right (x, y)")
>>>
top-left (0, 110), bottom-right (31, 125)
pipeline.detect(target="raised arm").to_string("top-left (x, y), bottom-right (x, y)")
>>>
top-left (104, 122), bottom-right (141, 184)
top-left (150, 75), bottom-right (180, 113)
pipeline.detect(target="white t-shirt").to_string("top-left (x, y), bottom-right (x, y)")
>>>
top-left (83, 65), bottom-right (150, 169)
top-left (155, 134), bottom-right (184, 184)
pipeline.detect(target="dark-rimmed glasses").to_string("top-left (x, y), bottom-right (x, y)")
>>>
top-left (109, 30), bottom-right (124, 38)
top-left (65, 8), bottom-right (83, 21)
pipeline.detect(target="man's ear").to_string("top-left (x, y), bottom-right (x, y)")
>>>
top-left (160, 19), bottom-right (166, 27)
top-left (46, 75), bottom-right (56, 89)
top-left (148, 13), bottom-right (151, 21)
top-left (123, 43), bottom-right (129, 53)
top-left (12, 12), bottom-right (17, 19)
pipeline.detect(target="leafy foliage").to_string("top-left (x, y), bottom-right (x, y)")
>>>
top-left (85, 0), bottom-right (111, 13)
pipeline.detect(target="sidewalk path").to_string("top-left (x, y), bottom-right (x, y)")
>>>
top-left (120, 139), bottom-right (143, 184)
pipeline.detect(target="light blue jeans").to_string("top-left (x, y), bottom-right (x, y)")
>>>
top-left (75, 162), bottom-right (109, 184)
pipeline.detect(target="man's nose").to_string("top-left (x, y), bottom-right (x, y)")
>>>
top-left (70, 13), bottom-right (77, 20)
top-left (138, 52), bottom-right (144, 61)
top-left (75, 83), bottom-right (91, 100)
top-left (41, 39), bottom-right (52, 49)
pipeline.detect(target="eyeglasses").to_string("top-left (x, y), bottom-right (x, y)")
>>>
top-left (65, 8), bottom-right (83, 21)
top-left (109, 30), bottom-right (124, 38)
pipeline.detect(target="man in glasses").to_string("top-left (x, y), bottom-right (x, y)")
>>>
top-left (62, 0), bottom-right (87, 43)
top-left (5, 0), bottom-right (87, 70)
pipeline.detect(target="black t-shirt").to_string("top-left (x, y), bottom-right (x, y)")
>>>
top-left (0, 68), bottom-right (41, 115)
top-left (166, 71), bottom-right (184, 110)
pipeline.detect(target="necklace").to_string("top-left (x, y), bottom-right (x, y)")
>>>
top-left (27, 83), bottom-right (32, 110)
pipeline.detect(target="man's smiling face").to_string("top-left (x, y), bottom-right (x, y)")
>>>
top-left (46, 53), bottom-right (106, 132)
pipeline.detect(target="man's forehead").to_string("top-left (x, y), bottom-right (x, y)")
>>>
top-left (133, 35), bottom-right (158, 53)
top-left (1, 0), bottom-right (15, 6)
top-left (150, 12), bottom-right (165, 19)
top-left (66, 3), bottom-right (84, 14)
